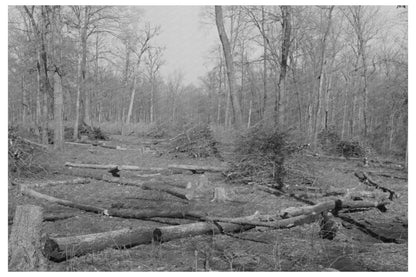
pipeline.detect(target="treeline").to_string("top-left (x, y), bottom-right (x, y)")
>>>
top-left (8, 6), bottom-right (407, 156)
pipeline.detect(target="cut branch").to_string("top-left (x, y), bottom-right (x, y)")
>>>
top-left (168, 164), bottom-right (228, 173)
top-left (64, 169), bottom-right (189, 200)
top-left (354, 171), bottom-right (396, 200)
top-left (65, 162), bottom-right (165, 172)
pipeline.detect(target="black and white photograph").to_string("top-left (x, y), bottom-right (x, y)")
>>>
top-left (7, 2), bottom-right (409, 272)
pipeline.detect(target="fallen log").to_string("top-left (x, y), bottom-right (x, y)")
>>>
top-left (21, 137), bottom-right (49, 149)
top-left (65, 162), bottom-right (165, 172)
top-left (44, 226), bottom-right (155, 261)
top-left (20, 186), bottom-right (107, 214)
top-left (41, 197), bottom-right (390, 261)
top-left (9, 205), bottom-right (47, 271)
top-left (168, 164), bottom-right (228, 173)
top-left (65, 169), bottom-right (189, 200)
top-left (44, 214), bottom-right (256, 261)
top-left (13, 178), bottom-right (90, 188)
top-left (367, 171), bottom-right (407, 181)
top-left (354, 171), bottom-right (396, 200)
top-left (9, 212), bottom-right (77, 225)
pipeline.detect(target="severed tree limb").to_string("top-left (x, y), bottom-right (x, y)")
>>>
top-left (65, 162), bottom-right (165, 172)
top-left (19, 184), bottom-right (190, 220)
top-left (64, 169), bottom-right (189, 200)
top-left (41, 198), bottom-right (390, 261)
top-left (9, 213), bottom-right (77, 225)
top-left (354, 171), bottom-right (396, 200)
top-left (21, 137), bottom-right (49, 149)
top-left (167, 164), bottom-right (228, 173)
top-left (12, 177), bottom-right (90, 188)
top-left (20, 186), bottom-right (107, 214)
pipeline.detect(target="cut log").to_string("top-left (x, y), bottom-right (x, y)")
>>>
top-left (21, 186), bottom-right (107, 214)
top-left (21, 137), bottom-right (49, 149)
top-left (9, 213), bottom-right (76, 225)
top-left (44, 226), bottom-right (155, 261)
top-left (15, 178), bottom-right (90, 188)
top-left (65, 169), bottom-right (189, 200)
top-left (210, 187), bottom-right (232, 202)
top-left (41, 198), bottom-right (390, 261)
top-left (168, 164), bottom-right (228, 173)
top-left (9, 205), bottom-right (47, 271)
top-left (65, 162), bottom-right (165, 172)
top-left (354, 171), bottom-right (396, 200)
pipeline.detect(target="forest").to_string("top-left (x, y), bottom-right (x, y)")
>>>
top-left (8, 5), bottom-right (408, 272)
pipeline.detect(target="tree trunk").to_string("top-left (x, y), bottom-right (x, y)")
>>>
top-left (313, 6), bottom-right (334, 147)
top-left (8, 205), bottom-right (46, 271)
top-left (126, 75), bottom-right (137, 125)
top-left (262, 6), bottom-right (267, 119)
top-left (277, 6), bottom-right (292, 127)
top-left (73, 52), bottom-right (82, 140)
top-left (215, 6), bottom-right (243, 129)
top-left (81, 6), bottom-right (91, 127)
top-left (53, 71), bottom-right (64, 150)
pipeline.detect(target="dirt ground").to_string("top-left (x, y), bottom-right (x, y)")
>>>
top-left (8, 134), bottom-right (408, 271)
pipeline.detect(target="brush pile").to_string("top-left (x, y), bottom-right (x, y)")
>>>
top-left (64, 124), bottom-right (108, 141)
top-left (8, 126), bottom-right (48, 177)
top-left (168, 124), bottom-right (222, 159)
top-left (226, 124), bottom-right (295, 189)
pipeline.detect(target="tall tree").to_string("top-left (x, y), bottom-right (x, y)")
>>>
top-left (215, 6), bottom-right (243, 129)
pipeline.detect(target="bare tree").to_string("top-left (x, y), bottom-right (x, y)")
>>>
top-left (215, 6), bottom-right (243, 129)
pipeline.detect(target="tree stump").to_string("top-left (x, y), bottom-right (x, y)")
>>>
top-left (8, 205), bottom-right (47, 271)
top-left (211, 187), bottom-right (232, 202)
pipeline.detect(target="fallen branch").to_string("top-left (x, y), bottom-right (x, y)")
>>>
top-left (42, 198), bottom-right (390, 261)
top-left (354, 171), bottom-right (396, 200)
top-left (168, 164), bottom-right (228, 173)
top-left (65, 169), bottom-right (189, 200)
top-left (65, 162), bottom-right (165, 172)
top-left (21, 138), bottom-right (49, 149)
top-left (9, 213), bottom-right (77, 225)
top-left (20, 186), bottom-right (107, 214)
top-left (367, 171), bottom-right (407, 181)
top-left (12, 177), bottom-right (90, 188)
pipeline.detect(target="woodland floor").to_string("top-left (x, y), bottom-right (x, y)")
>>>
top-left (8, 134), bottom-right (408, 271)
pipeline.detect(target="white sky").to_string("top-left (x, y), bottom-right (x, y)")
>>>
top-left (141, 6), bottom-right (218, 86)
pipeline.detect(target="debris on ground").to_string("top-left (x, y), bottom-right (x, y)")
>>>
top-left (8, 126), bottom-right (49, 177)
top-left (168, 124), bottom-right (222, 159)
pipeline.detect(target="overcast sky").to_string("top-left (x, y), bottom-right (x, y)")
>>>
top-left (141, 6), bottom-right (218, 86)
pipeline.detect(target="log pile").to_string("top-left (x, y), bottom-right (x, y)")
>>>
top-left (38, 198), bottom-right (389, 261)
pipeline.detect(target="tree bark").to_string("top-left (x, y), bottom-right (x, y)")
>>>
top-left (8, 205), bottom-right (46, 271)
top-left (215, 6), bottom-right (243, 129)
top-left (53, 71), bottom-right (64, 150)
top-left (167, 164), bottom-right (228, 173)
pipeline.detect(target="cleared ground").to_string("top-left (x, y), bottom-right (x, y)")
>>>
top-left (8, 134), bottom-right (408, 271)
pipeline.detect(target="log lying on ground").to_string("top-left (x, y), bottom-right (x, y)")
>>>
top-left (9, 205), bottom-right (47, 271)
top-left (367, 171), bottom-right (407, 181)
top-left (44, 226), bottom-right (155, 261)
top-left (9, 212), bottom-right (77, 225)
top-left (354, 171), bottom-right (396, 200)
top-left (43, 214), bottom-right (256, 261)
top-left (168, 164), bottom-right (228, 173)
top-left (65, 162), bottom-right (165, 172)
top-left (21, 137), bottom-right (49, 149)
top-left (64, 169), bottom-right (189, 200)
top-left (42, 198), bottom-right (389, 261)
top-left (20, 186), bottom-right (107, 214)
top-left (12, 177), bottom-right (90, 188)
top-left (20, 184), bottom-right (190, 219)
